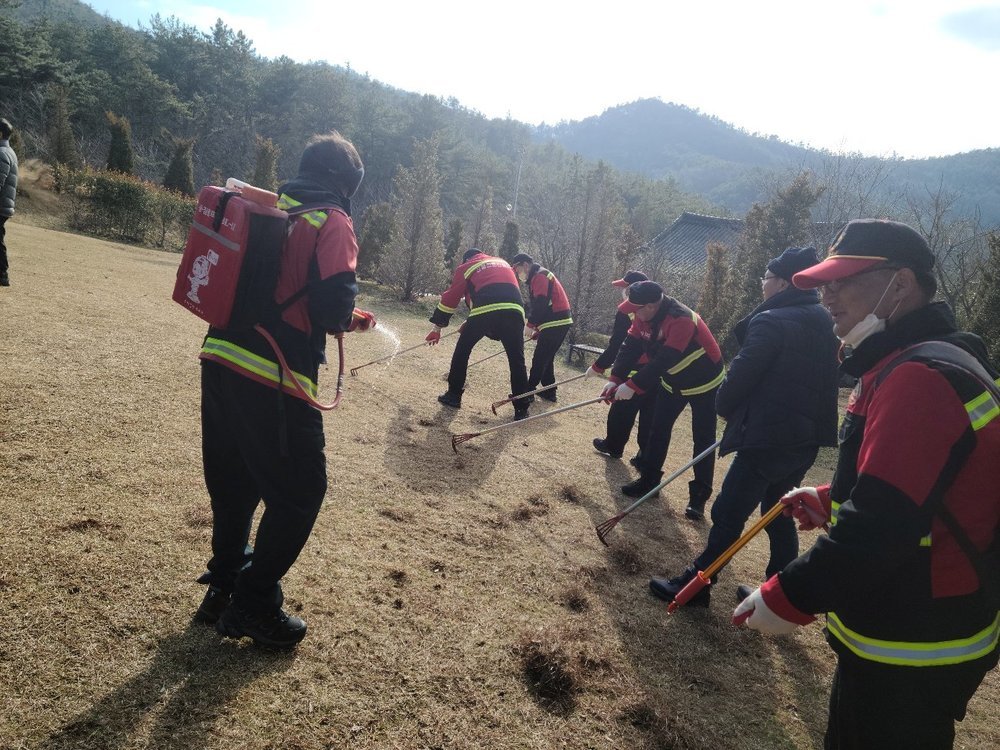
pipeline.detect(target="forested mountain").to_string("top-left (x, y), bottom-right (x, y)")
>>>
top-left (539, 98), bottom-right (1000, 227)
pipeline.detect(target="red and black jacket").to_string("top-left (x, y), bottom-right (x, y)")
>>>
top-left (430, 252), bottom-right (524, 327)
top-left (523, 263), bottom-right (572, 331)
top-left (610, 297), bottom-right (723, 397)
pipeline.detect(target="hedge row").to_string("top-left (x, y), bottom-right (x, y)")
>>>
top-left (53, 166), bottom-right (195, 251)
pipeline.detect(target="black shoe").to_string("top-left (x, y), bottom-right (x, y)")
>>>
top-left (216, 602), bottom-right (307, 648)
top-left (194, 586), bottom-right (231, 624)
top-left (736, 584), bottom-right (754, 603)
top-left (513, 405), bottom-right (530, 421)
top-left (437, 391), bottom-right (462, 408)
top-left (629, 453), bottom-right (643, 469)
top-left (685, 480), bottom-right (712, 520)
top-left (649, 567), bottom-right (710, 606)
top-left (537, 390), bottom-right (557, 403)
top-left (0, 273), bottom-right (8, 287)
top-left (621, 474), bottom-right (661, 498)
top-left (593, 438), bottom-right (622, 459)
top-left (684, 504), bottom-right (705, 520)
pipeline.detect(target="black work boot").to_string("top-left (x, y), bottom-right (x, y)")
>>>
top-left (513, 404), bottom-right (530, 421)
top-left (649, 566), bottom-right (711, 606)
top-left (736, 584), bottom-right (754, 603)
top-left (437, 390), bottom-right (463, 408)
top-left (216, 601), bottom-right (307, 649)
top-left (593, 438), bottom-right (623, 459)
top-left (621, 471), bottom-right (662, 498)
top-left (537, 389), bottom-right (557, 403)
top-left (629, 451), bottom-right (644, 469)
top-left (194, 585), bottom-right (232, 625)
top-left (685, 480), bottom-right (713, 520)
top-left (0, 271), bottom-right (8, 287)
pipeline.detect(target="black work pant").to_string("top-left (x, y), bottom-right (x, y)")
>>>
top-left (527, 325), bottom-right (569, 394)
top-left (640, 386), bottom-right (718, 493)
top-left (201, 361), bottom-right (327, 614)
top-left (692, 449), bottom-right (815, 579)
top-left (603, 387), bottom-right (656, 458)
top-left (0, 216), bottom-right (8, 276)
top-left (447, 309), bottom-right (528, 405)
top-left (824, 656), bottom-right (993, 749)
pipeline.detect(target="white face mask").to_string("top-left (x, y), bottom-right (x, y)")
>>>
top-left (839, 272), bottom-right (900, 349)
top-left (517, 270), bottom-right (527, 282)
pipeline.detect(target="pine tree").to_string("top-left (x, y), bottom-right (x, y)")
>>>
top-left (698, 241), bottom-right (732, 337)
top-left (105, 112), bottom-right (135, 175)
top-left (377, 137), bottom-right (447, 301)
top-left (471, 186), bottom-right (498, 253)
top-left (47, 85), bottom-right (81, 168)
top-left (970, 232), bottom-right (1000, 364)
top-left (499, 221), bottom-right (519, 261)
top-left (163, 136), bottom-right (195, 196)
top-left (357, 201), bottom-right (394, 279)
top-left (252, 135), bottom-right (280, 191)
top-left (444, 219), bottom-right (463, 269)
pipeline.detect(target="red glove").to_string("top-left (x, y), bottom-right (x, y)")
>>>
top-left (425, 326), bottom-right (442, 345)
top-left (780, 486), bottom-right (831, 531)
top-left (347, 308), bottom-right (376, 333)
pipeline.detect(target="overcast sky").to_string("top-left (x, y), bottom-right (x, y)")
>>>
top-left (85, 0), bottom-right (1000, 159)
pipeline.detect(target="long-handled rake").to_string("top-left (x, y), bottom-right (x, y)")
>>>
top-left (667, 501), bottom-right (786, 617)
top-left (350, 329), bottom-right (459, 376)
top-left (465, 337), bottom-right (533, 372)
top-left (452, 396), bottom-right (603, 452)
top-left (490, 373), bottom-right (586, 414)
top-left (595, 440), bottom-right (722, 546)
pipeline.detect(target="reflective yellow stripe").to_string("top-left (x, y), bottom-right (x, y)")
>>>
top-left (276, 194), bottom-right (327, 228)
top-left (201, 337), bottom-right (318, 397)
top-left (469, 302), bottom-right (524, 318)
top-left (463, 260), bottom-right (489, 279)
top-left (966, 390), bottom-right (1000, 431)
top-left (437, 302), bottom-right (457, 314)
top-left (827, 611), bottom-right (1000, 666)
top-left (667, 348), bottom-right (705, 375)
top-left (661, 368), bottom-right (724, 396)
top-left (537, 318), bottom-right (573, 331)
top-left (919, 534), bottom-right (932, 547)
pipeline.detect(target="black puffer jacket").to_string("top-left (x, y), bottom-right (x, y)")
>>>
top-left (717, 285), bottom-right (839, 455)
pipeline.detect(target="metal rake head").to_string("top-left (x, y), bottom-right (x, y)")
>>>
top-left (451, 432), bottom-right (478, 453)
top-left (594, 514), bottom-right (623, 546)
top-left (490, 401), bottom-right (503, 415)
top-left (349, 366), bottom-right (360, 376)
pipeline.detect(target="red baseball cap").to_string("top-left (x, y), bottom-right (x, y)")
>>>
top-left (611, 269), bottom-right (648, 289)
top-left (793, 219), bottom-right (933, 289)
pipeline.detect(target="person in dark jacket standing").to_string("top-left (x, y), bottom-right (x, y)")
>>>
top-left (195, 131), bottom-right (375, 648)
top-left (603, 281), bottom-right (725, 508)
top-left (591, 270), bottom-right (655, 465)
top-left (510, 253), bottom-right (573, 402)
top-left (0, 118), bottom-right (18, 287)
top-left (735, 220), bottom-right (1000, 749)
top-left (649, 247), bottom-right (839, 606)
top-left (427, 249), bottom-right (530, 418)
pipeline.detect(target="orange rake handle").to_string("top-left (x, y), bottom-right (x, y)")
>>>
top-left (490, 373), bottom-right (586, 414)
top-left (666, 501), bottom-right (786, 614)
top-left (350, 329), bottom-right (459, 375)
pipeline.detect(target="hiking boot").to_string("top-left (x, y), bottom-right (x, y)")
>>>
top-left (194, 585), bottom-right (232, 625)
top-left (649, 566), bottom-right (711, 606)
top-left (216, 602), bottom-right (307, 649)
top-left (537, 390), bottom-right (557, 403)
top-left (593, 438), bottom-right (623, 459)
top-left (736, 584), bottom-right (754, 603)
top-left (513, 405), bottom-right (530, 421)
top-left (621, 472), bottom-right (662, 498)
top-left (437, 390), bottom-right (462, 408)
top-left (685, 480), bottom-right (713, 520)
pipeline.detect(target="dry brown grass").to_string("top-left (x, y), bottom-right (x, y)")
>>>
top-left (0, 217), bottom-right (997, 750)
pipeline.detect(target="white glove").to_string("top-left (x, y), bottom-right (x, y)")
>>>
top-left (600, 381), bottom-right (619, 402)
top-left (780, 486), bottom-right (830, 531)
top-left (614, 382), bottom-right (636, 401)
top-left (523, 324), bottom-right (534, 339)
top-left (732, 587), bottom-right (800, 635)
top-left (585, 364), bottom-right (604, 379)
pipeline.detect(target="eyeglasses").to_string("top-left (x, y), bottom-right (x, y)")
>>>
top-left (760, 273), bottom-right (779, 283)
top-left (819, 265), bottom-right (899, 294)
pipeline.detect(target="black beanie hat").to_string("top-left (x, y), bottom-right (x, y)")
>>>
top-left (510, 253), bottom-right (534, 266)
top-left (767, 247), bottom-right (819, 281)
top-left (463, 248), bottom-right (483, 262)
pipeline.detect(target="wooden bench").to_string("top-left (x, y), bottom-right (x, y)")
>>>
top-left (568, 343), bottom-right (605, 364)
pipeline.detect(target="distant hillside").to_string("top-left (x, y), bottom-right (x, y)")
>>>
top-left (1, 0), bottom-right (106, 26)
top-left (538, 99), bottom-right (1000, 227)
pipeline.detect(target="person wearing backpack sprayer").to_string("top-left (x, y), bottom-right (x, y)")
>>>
top-left (195, 131), bottom-right (375, 648)
top-left (510, 253), bottom-right (573, 402)
top-left (735, 220), bottom-right (1000, 749)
